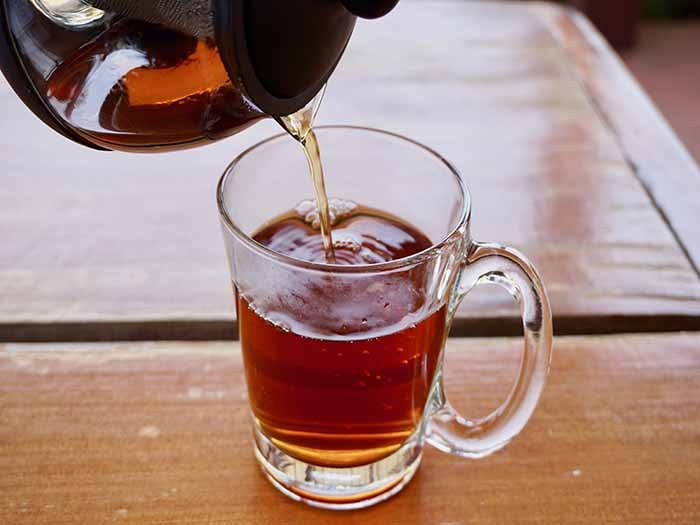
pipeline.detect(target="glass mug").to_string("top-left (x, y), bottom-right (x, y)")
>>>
top-left (217, 126), bottom-right (553, 509)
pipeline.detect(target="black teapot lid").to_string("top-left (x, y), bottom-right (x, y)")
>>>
top-left (217, 0), bottom-right (398, 116)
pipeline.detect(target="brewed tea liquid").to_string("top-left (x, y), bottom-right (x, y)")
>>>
top-left (300, 130), bottom-right (336, 262)
top-left (45, 19), bottom-right (264, 150)
top-left (237, 203), bottom-right (446, 467)
top-left (278, 92), bottom-right (337, 262)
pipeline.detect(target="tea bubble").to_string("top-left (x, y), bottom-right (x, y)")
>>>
top-left (295, 198), bottom-right (359, 230)
top-left (333, 233), bottom-right (362, 252)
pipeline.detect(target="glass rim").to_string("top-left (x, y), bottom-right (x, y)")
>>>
top-left (217, 125), bottom-right (471, 274)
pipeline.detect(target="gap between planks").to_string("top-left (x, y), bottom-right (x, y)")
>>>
top-left (3, 314), bottom-right (700, 343)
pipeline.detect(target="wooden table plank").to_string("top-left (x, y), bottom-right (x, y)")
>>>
top-left (2, 334), bottom-right (699, 523)
top-left (538, 5), bottom-right (700, 275)
top-left (2, 1), bottom-right (700, 342)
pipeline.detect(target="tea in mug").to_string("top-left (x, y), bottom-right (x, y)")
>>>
top-left (237, 201), bottom-right (447, 467)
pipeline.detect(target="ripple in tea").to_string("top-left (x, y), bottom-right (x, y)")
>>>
top-left (237, 200), bottom-right (446, 467)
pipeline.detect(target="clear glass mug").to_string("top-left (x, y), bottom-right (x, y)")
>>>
top-left (217, 126), bottom-right (553, 510)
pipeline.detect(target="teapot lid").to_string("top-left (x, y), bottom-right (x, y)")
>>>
top-left (216, 0), bottom-right (356, 117)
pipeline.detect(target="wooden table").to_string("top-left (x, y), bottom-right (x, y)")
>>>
top-left (1, 1), bottom-right (699, 523)
top-left (2, 336), bottom-right (699, 523)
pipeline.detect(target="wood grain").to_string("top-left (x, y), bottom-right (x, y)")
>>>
top-left (1, 334), bottom-right (699, 523)
top-left (2, 1), bottom-right (700, 341)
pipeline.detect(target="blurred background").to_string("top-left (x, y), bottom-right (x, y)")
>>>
top-left (558, 0), bottom-right (700, 162)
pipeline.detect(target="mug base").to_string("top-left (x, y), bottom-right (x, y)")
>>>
top-left (253, 423), bottom-right (423, 510)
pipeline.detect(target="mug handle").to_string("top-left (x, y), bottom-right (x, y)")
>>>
top-left (426, 241), bottom-right (553, 458)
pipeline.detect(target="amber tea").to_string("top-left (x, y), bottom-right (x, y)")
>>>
top-left (237, 203), bottom-right (447, 467)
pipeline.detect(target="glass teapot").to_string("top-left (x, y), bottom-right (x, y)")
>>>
top-left (0, 0), bottom-right (399, 151)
